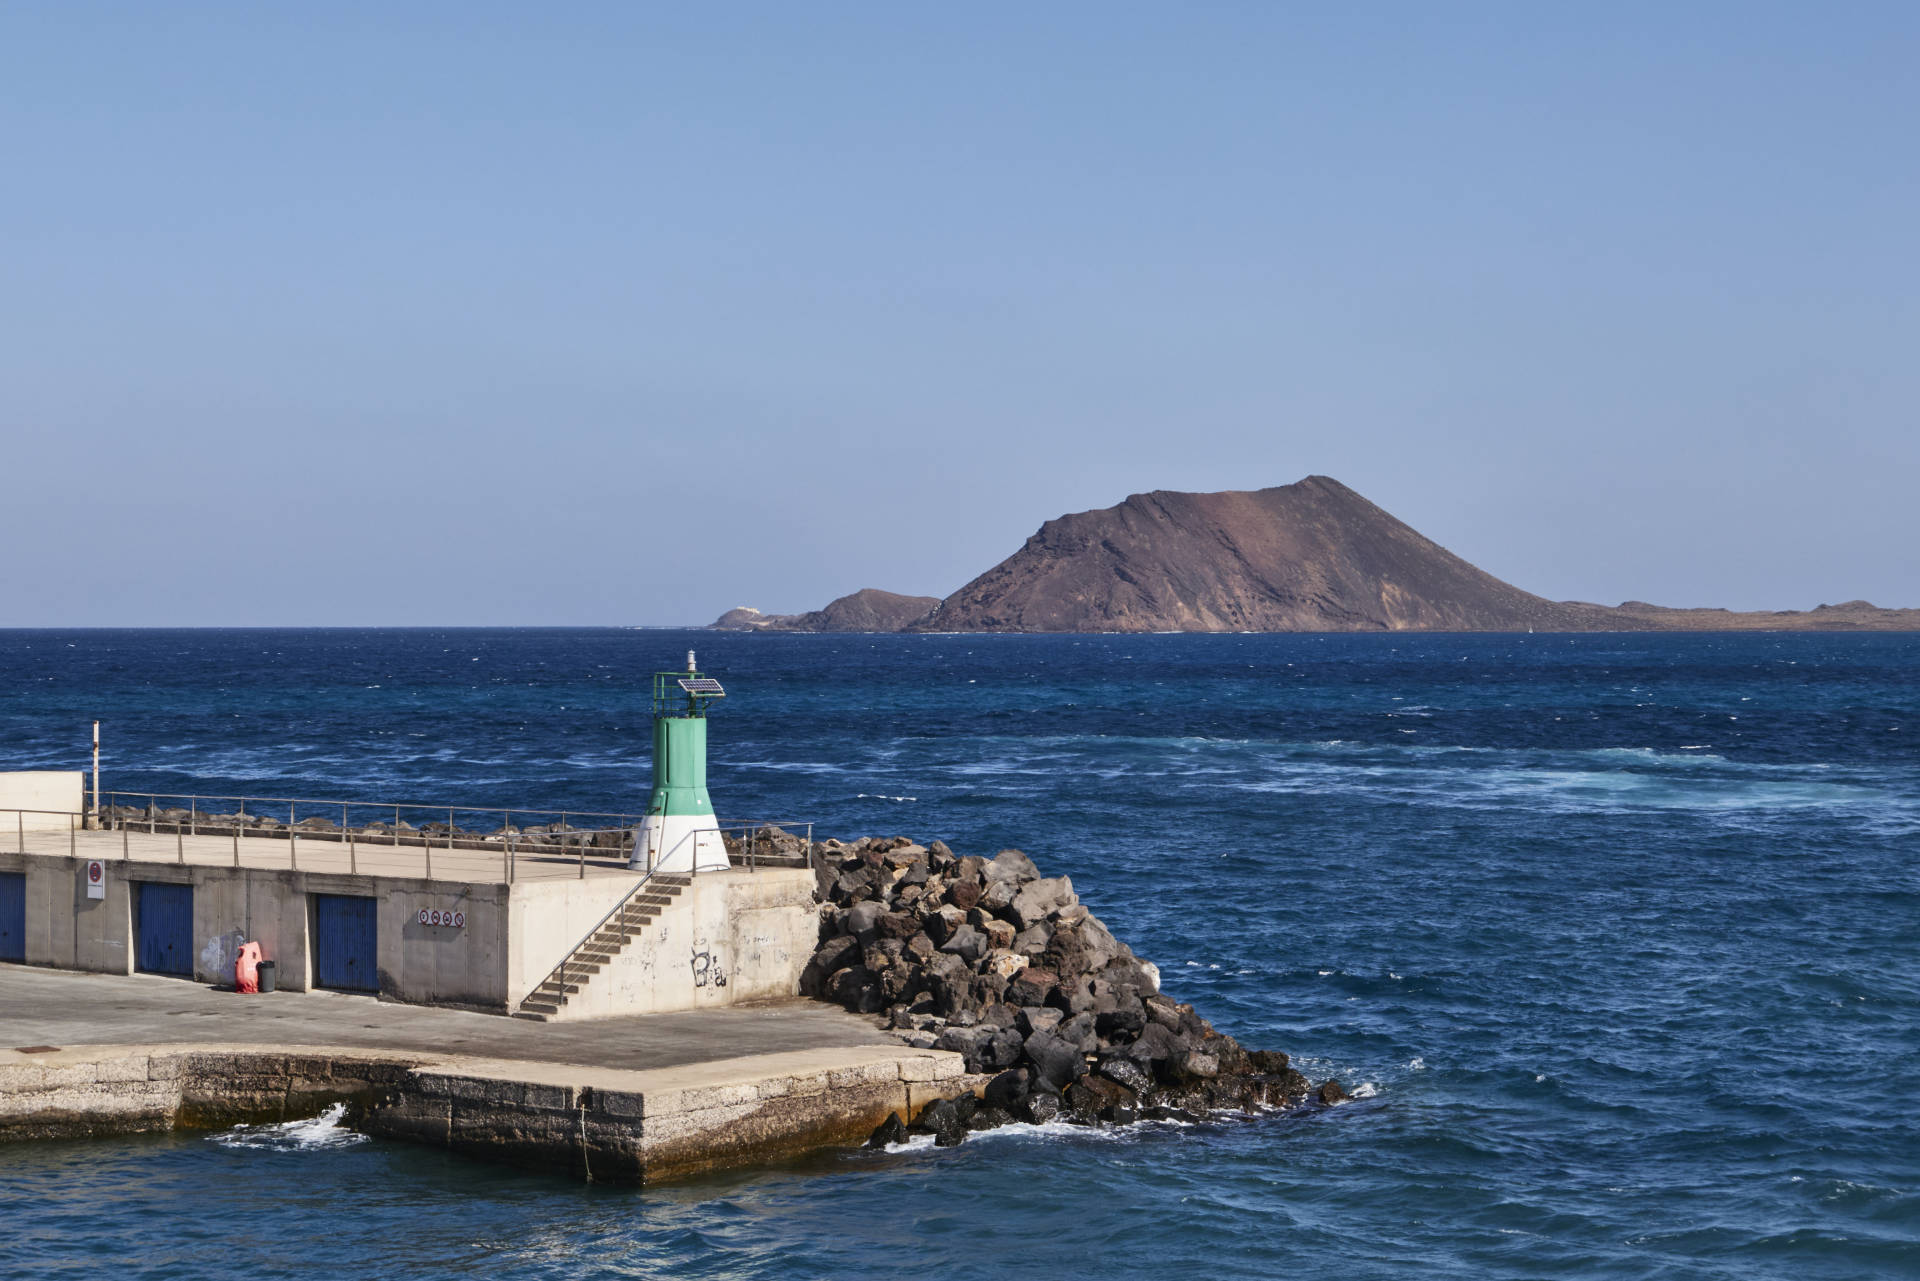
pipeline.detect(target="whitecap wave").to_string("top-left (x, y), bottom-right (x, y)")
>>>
top-left (883, 1114), bottom-right (1196, 1154)
top-left (209, 1103), bottom-right (367, 1152)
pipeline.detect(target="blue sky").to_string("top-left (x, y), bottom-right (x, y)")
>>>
top-left (3, 3), bottom-right (1914, 624)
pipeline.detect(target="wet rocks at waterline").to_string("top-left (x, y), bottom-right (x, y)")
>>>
top-left (797, 836), bottom-right (1344, 1145)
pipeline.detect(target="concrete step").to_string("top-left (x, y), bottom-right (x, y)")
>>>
top-left (525, 875), bottom-right (694, 1012)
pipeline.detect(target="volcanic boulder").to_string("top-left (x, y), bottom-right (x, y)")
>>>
top-left (802, 834), bottom-right (1345, 1133)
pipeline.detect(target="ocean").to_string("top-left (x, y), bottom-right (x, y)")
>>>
top-left (1, 628), bottom-right (1916, 1279)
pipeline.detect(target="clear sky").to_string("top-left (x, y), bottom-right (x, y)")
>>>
top-left (3, 3), bottom-right (1914, 625)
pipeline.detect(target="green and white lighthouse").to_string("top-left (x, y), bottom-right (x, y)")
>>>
top-left (632, 651), bottom-right (730, 873)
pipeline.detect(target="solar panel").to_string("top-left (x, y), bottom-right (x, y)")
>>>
top-left (677, 677), bottom-right (726, 696)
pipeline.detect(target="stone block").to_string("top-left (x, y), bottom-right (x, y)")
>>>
top-left (896, 1053), bottom-right (965, 1083)
top-left (364, 1091), bottom-right (451, 1146)
top-left (825, 1059), bottom-right (906, 1091)
top-left (594, 1088), bottom-right (647, 1120)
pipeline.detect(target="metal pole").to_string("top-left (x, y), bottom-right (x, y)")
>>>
top-left (448, 808), bottom-right (455, 855)
top-left (394, 805), bottom-right (400, 846)
top-left (190, 797), bottom-right (196, 837)
top-left (502, 811), bottom-right (511, 883)
top-left (176, 822), bottom-right (183, 864)
top-left (122, 817), bottom-right (128, 861)
top-left (290, 802), bottom-right (298, 870)
top-left (69, 814), bottom-right (75, 859)
top-left (16, 810), bottom-right (22, 854)
top-left (91, 721), bottom-right (100, 823)
top-left (425, 830), bottom-right (433, 881)
top-left (346, 803), bottom-right (356, 874)
top-left (232, 816), bottom-right (239, 867)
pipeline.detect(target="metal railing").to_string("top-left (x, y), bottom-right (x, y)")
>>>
top-left (0, 809), bottom-right (83, 861)
top-left (6, 793), bottom-right (817, 887)
top-left (95, 791), bottom-right (647, 882)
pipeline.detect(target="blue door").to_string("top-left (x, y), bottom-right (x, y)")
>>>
top-left (135, 882), bottom-right (194, 977)
top-left (314, 894), bottom-right (378, 991)
top-left (0, 873), bottom-right (24, 963)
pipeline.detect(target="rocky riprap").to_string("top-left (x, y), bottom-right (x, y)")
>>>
top-left (799, 835), bottom-right (1348, 1147)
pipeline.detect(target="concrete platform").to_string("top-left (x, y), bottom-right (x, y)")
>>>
top-left (0, 966), bottom-right (970, 1183)
top-left (0, 964), bottom-right (896, 1068)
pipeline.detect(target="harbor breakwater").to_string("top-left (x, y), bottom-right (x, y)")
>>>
top-left (798, 834), bottom-right (1345, 1144)
top-left (0, 829), bottom-right (1339, 1180)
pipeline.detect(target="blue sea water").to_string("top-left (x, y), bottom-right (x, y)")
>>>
top-left (1, 628), bottom-right (1917, 1280)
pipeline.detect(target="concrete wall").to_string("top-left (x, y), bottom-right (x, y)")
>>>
top-left (2, 852), bottom-right (815, 1020)
top-left (536, 869), bottom-right (817, 1020)
top-left (0, 1043), bottom-right (974, 1185)
top-left (0, 772), bottom-right (83, 835)
top-left (0, 852), bottom-right (511, 1010)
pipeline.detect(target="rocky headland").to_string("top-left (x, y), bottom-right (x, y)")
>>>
top-left (714, 589), bottom-right (940, 633)
top-left (796, 834), bottom-right (1342, 1146)
top-left (712, 476), bottom-right (1919, 634)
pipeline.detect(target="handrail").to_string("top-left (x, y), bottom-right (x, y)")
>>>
top-left (103, 791), bottom-right (643, 824)
top-left (530, 861), bottom-right (679, 1009)
top-left (0, 808), bottom-right (84, 860)
top-left (7, 798), bottom-right (815, 891)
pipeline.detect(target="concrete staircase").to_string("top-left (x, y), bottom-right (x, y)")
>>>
top-left (514, 873), bottom-right (691, 1021)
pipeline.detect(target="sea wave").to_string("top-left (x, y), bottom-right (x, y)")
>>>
top-left (208, 1103), bottom-right (367, 1152)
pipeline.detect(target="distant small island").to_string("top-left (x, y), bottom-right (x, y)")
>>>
top-left (713, 477), bottom-right (1920, 634)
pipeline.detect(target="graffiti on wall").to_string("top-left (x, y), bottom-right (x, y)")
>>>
top-left (690, 947), bottom-right (728, 989)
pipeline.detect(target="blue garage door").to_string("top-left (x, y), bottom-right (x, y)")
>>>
top-left (135, 882), bottom-right (194, 977)
top-left (314, 894), bottom-right (378, 991)
top-left (0, 873), bottom-right (24, 963)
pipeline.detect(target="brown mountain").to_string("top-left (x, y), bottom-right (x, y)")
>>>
top-left (713, 478), bottom-right (1918, 633)
top-left (918, 477), bottom-right (1625, 633)
top-left (710, 588), bottom-right (940, 633)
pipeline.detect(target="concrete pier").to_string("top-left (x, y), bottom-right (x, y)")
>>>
top-left (0, 967), bottom-right (973, 1182)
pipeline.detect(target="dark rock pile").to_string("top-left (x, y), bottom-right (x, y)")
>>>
top-left (799, 836), bottom-right (1345, 1145)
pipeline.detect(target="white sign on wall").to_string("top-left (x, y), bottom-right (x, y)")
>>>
top-left (417, 908), bottom-right (465, 929)
top-left (84, 859), bottom-right (106, 900)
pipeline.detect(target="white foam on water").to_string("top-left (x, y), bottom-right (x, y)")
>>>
top-left (210, 1102), bottom-right (367, 1152)
top-left (881, 1133), bottom-right (937, 1154)
top-left (1407, 1057), bottom-right (1426, 1070)
top-left (883, 1114), bottom-right (1196, 1156)
top-left (856, 794), bottom-right (918, 803)
top-left (1351, 1083), bottom-right (1380, 1098)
